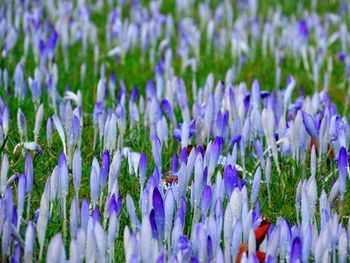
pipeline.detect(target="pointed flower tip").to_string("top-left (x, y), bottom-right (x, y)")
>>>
top-left (301, 111), bottom-right (318, 140)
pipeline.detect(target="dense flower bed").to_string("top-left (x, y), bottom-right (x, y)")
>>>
top-left (0, 0), bottom-right (350, 262)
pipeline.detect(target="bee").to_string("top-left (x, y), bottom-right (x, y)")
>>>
top-left (164, 176), bottom-right (178, 184)
top-left (162, 171), bottom-right (178, 185)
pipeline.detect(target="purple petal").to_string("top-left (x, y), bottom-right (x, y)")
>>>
top-left (24, 221), bottom-right (35, 260)
top-left (149, 209), bottom-right (158, 238)
top-left (25, 154), bottom-right (33, 195)
top-left (201, 185), bottom-right (212, 216)
top-left (70, 196), bottom-right (79, 238)
top-left (338, 147), bottom-right (348, 197)
top-left (171, 153), bottom-right (179, 174)
top-left (223, 165), bottom-right (238, 198)
top-left (12, 206), bottom-right (18, 227)
top-left (90, 165), bottom-right (100, 205)
top-left (11, 242), bottom-right (21, 263)
top-left (254, 140), bottom-right (265, 167)
top-left (101, 150), bottom-right (110, 189)
top-left (302, 111), bottom-right (318, 140)
top-left (209, 136), bottom-right (224, 176)
top-left (161, 99), bottom-right (176, 125)
top-left (81, 198), bottom-right (90, 230)
top-left (17, 173), bottom-right (26, 223)
top-left (152, 135), bottom-right (162, 169)
top-left (290, 237), bottom-right (302, 262)
top-left (176, 235), bottom-right (192, 258)
top-left (251, 166), bottom-right (261, 204)
top-left (153, 187), bottom-right (165, 241)
top-left (180, 147), bottom-right (187, 163)
top-left (92, 207), bottom-right (101, 223)
top-left (155, 251), bottom-right (165, 263)
top-left (139, 152), bottom-right (147, 187)
top-left (338, 147), bottom-right (348, 179)
top-left (73, 148), bottom-right (82, 194)
top-left (207, 235), bottom-right (213, 261)
top-left (59, 152), bottom-right (69, 196)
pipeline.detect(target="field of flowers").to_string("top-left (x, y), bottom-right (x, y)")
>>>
top-left (0, 0), bottom-right (350, 262)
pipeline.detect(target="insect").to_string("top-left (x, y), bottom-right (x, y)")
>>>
top-left (162, 171), bottom-right (178, 185)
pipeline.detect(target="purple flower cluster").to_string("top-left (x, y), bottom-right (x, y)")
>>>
top-left (0, 0), bottom-right (350, 262)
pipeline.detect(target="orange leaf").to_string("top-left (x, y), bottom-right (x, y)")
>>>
top-left (254, 220), bottom-right (270, 246)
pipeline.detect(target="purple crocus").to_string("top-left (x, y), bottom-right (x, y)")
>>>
top-left (153, 187), bottom-right (165, 242)
top-left (81, 198), bottom-right (90, 232)
top-left (90, 163), bottom-right (100, 207)
top-left (24, 221), bottom-right (35, 262)
top-left (338, 147), bottom-right (348, 199)
top-left (162, 99), bottom-right (177, 126)
top-left (201, 185), bottom-right (212, 217)
top-left (176, 235), bottom-right (192, 262)
top-left (223, 165), bottom-right (238, 198)
top-left (70, 196), bottom-right (80, 239)
top-left (73, 148), bottom-right (82, 198)
top-left (152, 135), bottom-right (162, 169)
top-left (1, 154), bottom-right (9, 196)
top-left (101, 149), bottom-right (110, 190)
top-left (251, 166), bottom-right (261, 205)
top-left (208, 136), bottom-right (224, 180)
top-left (17, 173), bottom-right (26, 230)
top-left (290, 237), bottom-right (302, 262)
top-left (46, 233), bottom-right (66, 262)
top-left (139, 152), bottom-right (147, 190)
top-left (46, 117), bottom-right (54, 148)
top-left (302, 111), bottom-right (319, 141)
top-left (17, 108), bottom-right (28, 142)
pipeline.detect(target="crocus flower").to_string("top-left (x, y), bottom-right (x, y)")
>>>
top-left (46, 117), bottom-right (54, 148)
top-left (25, 154), bottom-right (33, 219)
top-left (290, 237), bottom-right (302, 263)
top-left (0, 154), bottom-right (8, 196)
top-left (2, 217), bottom-right (11, 260)
top-left (46, 233), bottom-right (66, 262)
top-left (70, 196), bottom-right (80, 239)
top-left (52, 115), bottom-right (66, 154)
top-left (141, 214), bottom-right (153, 262)
top-left (34, 104), bottom-right (44, 142)
top-left (17, 108), bottom-right (28, 142)
top-left (338, 147), bottom-right (348, 199)
top-left (17, 173), bottom-right (26, 230)
top-left (153, 187), bottom-right (165, 242)
top-left (37, 190), bottom-right (49, 260)
top-left (152, 135), bottom-right (162, 169)
top-left (208, 136), bottom-right (223, 180)
top-left (139, 152), bottom-right (147, 190)
top-left (108, 150), bottom-right (122, 194)
top-left (22, 142), bottom-right (44, 155)
top-left (0, 2), bottom-right (350, 262)
top-left (90, 162), bottom-right (100, 207)
top-left (101, 149), bottom-right (110, 190)
top-left (250, 166), bottom-right (261, 205)
top-left (73, 148), bottom-right (82, 197)
top-left (302, 111), bottom-right (319, 142)
top-left (24, 221), bottom-right (35, 262)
